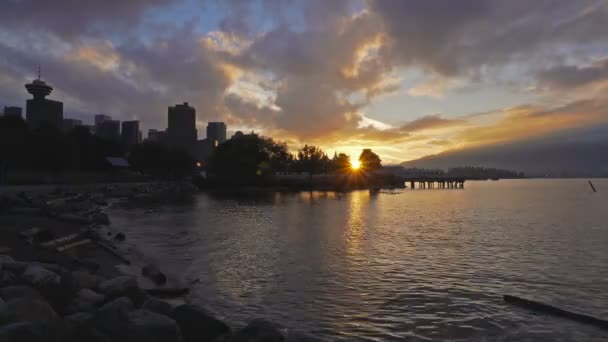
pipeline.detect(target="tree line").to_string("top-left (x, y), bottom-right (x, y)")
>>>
top-left (206, 132), bottom-right (382, 181)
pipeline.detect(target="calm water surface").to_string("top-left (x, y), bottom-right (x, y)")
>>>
top-left (109, 179), bottom-right (608, 341)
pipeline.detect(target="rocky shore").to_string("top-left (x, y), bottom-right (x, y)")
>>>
top-left (0, 183), bottom-right (321, 342)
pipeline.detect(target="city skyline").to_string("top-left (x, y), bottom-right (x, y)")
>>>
top-left (0, 1), bottom-right (607, 164)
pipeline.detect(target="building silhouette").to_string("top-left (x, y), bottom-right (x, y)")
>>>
top-left (147, 129), bottom-right (167, 144)
top-left (25, 70), bottom-right (63, 130)
top-left (94, 114), bottom-right (111, 133)
top-left (168, 102), bottom-right (197, 152)
top-left (97, 119), bottom-right (120, 142)
top-left (207, 122), bottom-right (227, 144)
top-left (121, 120), bottom-right (140, 147)
top-left (62, 118), bottom-right (83, 132)
top-left (3, 106), bottom-right (22, 118)
top-left (195, 122), bottom-right (228, 164)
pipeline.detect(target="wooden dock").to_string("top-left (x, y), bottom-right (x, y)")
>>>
top-left (403, 177), bottom-right (466, 189)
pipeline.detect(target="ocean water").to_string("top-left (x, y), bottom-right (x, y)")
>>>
top-left (109, 179), bottom-right (608, 341)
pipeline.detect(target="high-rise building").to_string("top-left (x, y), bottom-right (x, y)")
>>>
top-left (94, 114), bottom-right (111, 133)
top-left (97, 120), bottom-right (121, 142)
top-left (168, 102), bottom-right (197, 152)
top-left (121, 120), bottom-right (140, 147)
top-left (3, 106), bottom-right (22, 118)
top-left (62, 118), bottom-right (83, 132)
top-left (147, 129), bottom-right (167, 144)
top-left (25, 71), bottom-right (63, 130)
top-left (206, 122), bottom-right (226, 144)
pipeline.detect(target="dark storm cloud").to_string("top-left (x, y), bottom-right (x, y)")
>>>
top-left (1, 0), bottom-right (608, 145)
top-left (0, 19), bottom-right (231, 131)
top-left (368, 0), bottom-right (608, 76)
top-left (538, 59), bottom-right (608, 89)
top-left (399, 115), bottom-right (468, 133)
top-left (0, 0), bottom-right (177, 39)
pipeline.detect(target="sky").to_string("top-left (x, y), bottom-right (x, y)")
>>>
top-left (1, 0), bottom-right (607, 164)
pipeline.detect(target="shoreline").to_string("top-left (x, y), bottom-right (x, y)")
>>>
top-left (0, 183), bottom-right (322, 341)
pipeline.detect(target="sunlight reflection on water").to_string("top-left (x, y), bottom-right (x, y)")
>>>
top-left (109, 179), bottom-right (608, 341)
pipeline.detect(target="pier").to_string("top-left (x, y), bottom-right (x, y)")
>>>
top-left (403, 177), bottom-right (466, 190)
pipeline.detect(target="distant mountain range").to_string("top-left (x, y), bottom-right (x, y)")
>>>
top-left (401, 125), bottom-right (608, 177)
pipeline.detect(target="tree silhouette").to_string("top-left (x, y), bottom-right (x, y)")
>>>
top-left (359, 149), bottom-right (382, 171)
top-left (296, 145), bottom-right (326, 179)
top-left (207, 133), bottom-right (293, 181)
top-left (330, 153), bottom-right (351, 173)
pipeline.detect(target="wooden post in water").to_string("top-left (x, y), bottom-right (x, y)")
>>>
top-left (589, 180), bottom-right (597, 193)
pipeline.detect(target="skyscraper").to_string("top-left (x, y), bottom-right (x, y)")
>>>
top-left (3, 106), bottom-right (22, 118)
top-left (121, 120), bottom-right (140, 147)
top-left (147, 129), bottom-right (167, 144)
top-left (97, 120), bottom-right (121, 142)
top-left (168, 102), bottom-right (197, 152)
top-left (25, 69), bottom-right (63, 130)
top-left (94, 114), bottom-right (111, 133)
top-left (206, 122), bottom-right (227, 144)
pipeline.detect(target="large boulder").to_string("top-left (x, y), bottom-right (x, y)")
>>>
top-left (0, 255), bottom-right (14, 269)
top-left (0, 270), bottom-right (18, 287)
top-left (62, 270), bottom-right (104, 292)
top-left (142, 264), bottom-right (167, 285)
top-left (98, 276), bottom-right (138, 297)
top-left (64, 312), bottom-right (113, 342)
top-left (173, 304), bottom-right (230, 342)
top-left (142, 298), bottom-right (174, 317)
top-left (22, 264), bottom-right (61, 289)
top-left (226, 319), bottom-right (284, 342)
top-left (125, 309), bottom-right (182, 342)
top-left (98, 275), bottom-right (147, 306)
top-left (0, 297), bottom-right (59, 325)
top-left (0, 322), bottom-right (46, 342)
top-left (0, 285), bottom-right (42, 300)
top-left (93, 297), bottom-right (135, 340)
top-left (90, 212), bottom-right (110, 225)
top-left (66, 288), bottom-right (105, 314)
top-left (23, 264), bottom-right (72, 313)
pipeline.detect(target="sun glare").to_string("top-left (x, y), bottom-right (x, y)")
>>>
top-left (351, 159), bottom-right (361, 170)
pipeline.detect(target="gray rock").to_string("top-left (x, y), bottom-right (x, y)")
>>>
top-left (90, 212), bottom-right (110, 225)
top-left (62, 270), bottom-right (104, 292)
top-left (173, 304), bottom-right (230, 342)
top-left (65, 312), bottom-right (113, 342)
top-left (98, 276), bottom-right (138, 297)
top-left (0, 297), bottom-right (59, 325)
top-left (0, 285), bottom-right (43, 300)
top-left (65, 311), bottom-right (94, 326)
top-left (0, 255), bottom-right (14, 269)
top-left (0, 322), bottom-right (46, 342)
top-left (66, 288), bottom-right (105, 313)
top-left (142, 264), bottom-right (167, 285)
top-left (125, 309), bottom-right (182, 342)
top-left (142, 298), bottom-right (173, 317)
top-left (0, 271), bottom-right (18, 287)
top-left (2, 261), bottom-right (28, 274)
top-left (227, 319), bottom-right (284, 342)
top-left (93, 297), bottom-right (135, 340)
top-left (22, 264), bottom-right (61, 288)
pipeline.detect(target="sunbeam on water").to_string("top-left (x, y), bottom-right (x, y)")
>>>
top-left (109, 179), bottom-right (608, 341)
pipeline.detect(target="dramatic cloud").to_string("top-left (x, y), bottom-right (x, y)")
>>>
top-left (1, 0), bottom-right (607, 164)
top-left (0, 0), bottom-right (177, 39)
top-left (538, 58), bottom-right (608, 89)
top-left (400, 115), bottom-right (468, 133)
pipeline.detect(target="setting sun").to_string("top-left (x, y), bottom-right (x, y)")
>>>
top-left (350, 159), bottom-right (361, 170)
